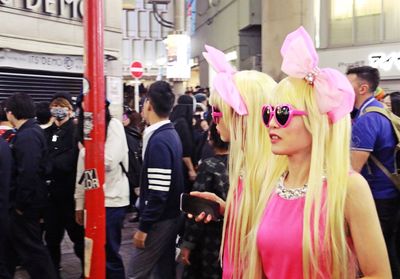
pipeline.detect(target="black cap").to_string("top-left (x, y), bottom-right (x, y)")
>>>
top-left (51, 92), bottom-right (73, 105)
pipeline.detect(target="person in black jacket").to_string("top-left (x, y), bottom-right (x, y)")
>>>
top-left (179, 123), bottom-right (229, 279)
top-left (0, 137), bottom-right (12, 279)
top-left (122, 108), bottom-right (143, 208)
top-left (44, 93), bottom-right (84, 277)
top-left (170, 95), bottom-right (197, 192)
top-left (3, 93), bottom-right (57, 279)
top-left (128, 81), bottom-right (184, 279)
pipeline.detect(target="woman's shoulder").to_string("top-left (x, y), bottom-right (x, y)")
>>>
top-left (347, 172), bottom-right (371, 197)
top-left (345, 172), bottom-right (375, 217)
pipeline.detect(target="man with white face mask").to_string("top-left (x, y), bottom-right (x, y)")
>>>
top-left (43, 92), bottom-right (84, 278)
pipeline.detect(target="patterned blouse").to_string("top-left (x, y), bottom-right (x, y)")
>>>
top-left (181, 154), bottom-right (229, 279)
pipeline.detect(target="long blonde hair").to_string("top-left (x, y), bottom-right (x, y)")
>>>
top-left (210, 70), bottom-right (277, 277)
top-left (246, 77), bottom-right (356, 279)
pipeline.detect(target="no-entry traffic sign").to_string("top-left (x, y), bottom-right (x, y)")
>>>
top-left (130, 61), bottom-right (143, 78)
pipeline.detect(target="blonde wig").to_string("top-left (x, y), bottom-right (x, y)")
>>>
top-left (246, 77), bottom-right (356, 279)
top-left (210, 70), bottom-right (277, 277)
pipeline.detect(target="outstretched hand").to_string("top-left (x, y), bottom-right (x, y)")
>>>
top-left (187, 191), bottom-right (226, 224)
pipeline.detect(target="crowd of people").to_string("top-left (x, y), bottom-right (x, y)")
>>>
top-left (0, 25), bottom-right (400, 279)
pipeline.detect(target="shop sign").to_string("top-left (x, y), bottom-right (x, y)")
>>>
top-left (318, 43), bottom-right (400, 79)
top-left (369, 52), bottom-right (400, 72)
top-left (0, 49), bottom-right (83, 73)
top-left (0, 0), bottom-right (84, 20)
top-left (165, 34), bottom-right (191, 80)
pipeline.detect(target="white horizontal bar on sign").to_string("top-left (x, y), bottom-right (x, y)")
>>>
top-left (130, 67), bottom-right (143, 72)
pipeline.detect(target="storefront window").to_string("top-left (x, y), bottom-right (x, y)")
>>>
top-left (384, 0), bottom-right (400, 41)
top-left (354, 0), bottom-right (381, 44)
top-left (330, 0), bottom-right (353, 45)
top-left (328, 0), bottom-right (399, 46)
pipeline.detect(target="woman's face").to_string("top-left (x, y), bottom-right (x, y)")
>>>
top-left (383, 95), bottom-right (392, 111)
top-left (212, 105), bottom-right (230, 142)
top-left (216, 116), bottom-right (230, 142)
top-left (267, 104), bottom-right (312, 156)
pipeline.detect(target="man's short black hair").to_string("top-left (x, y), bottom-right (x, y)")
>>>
top-left (147, 81), bottom-right (175, 118)
top-left (5, 93), bottom-right (36, 120)
top-left (346, 66), bottom-right (380, 93)
top-left (35, 101), bottom-right (52, 125)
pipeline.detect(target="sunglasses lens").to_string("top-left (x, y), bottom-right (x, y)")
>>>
top-left (212, 107), bottom-right (220, 124)
top-left (275, 106), bottom-right (290, 126)
top-left (262, 107), bottom-right (272, 126)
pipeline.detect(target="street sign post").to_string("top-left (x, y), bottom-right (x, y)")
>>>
top-left (130, 61), bottom-right (143, 78)
top-left (130, 61), bottom-right (143, 111)
top-left (83, 0), bottom-right (106, 278)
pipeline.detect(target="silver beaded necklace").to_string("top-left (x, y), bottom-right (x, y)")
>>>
top-left (276, 172), bottom-right (308, 200)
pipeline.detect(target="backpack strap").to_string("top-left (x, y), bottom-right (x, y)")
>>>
top-left (369, 155), bottom-right (400, 191)
top-left (362, 107), bottom-right (400, 190)
top-left (120, 162), bottom-right (128, 175)
top-left (364, 107), bottom-right (400, 141)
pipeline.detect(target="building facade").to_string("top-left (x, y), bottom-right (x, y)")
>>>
top-left (0, 0), bottom-right (123, 103)
top-left (191, 0), bottom-right (399, 93)
top-left (191, 0), bottom-right (262, 87)
top-left (262, 0), bottom-right (400, 92)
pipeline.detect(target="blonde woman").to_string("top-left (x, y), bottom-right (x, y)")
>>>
top-left (246, 27), bottom-right (391, 279)
top-left (190, 45), bottom-right (277, 278)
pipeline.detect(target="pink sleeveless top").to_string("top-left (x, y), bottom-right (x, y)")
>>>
top-left (257, 190), bottom-right (308, 278)
top-left (256, 179), bottom-right (332, 279)
top-left (222, 179), bottom-right (243, 279)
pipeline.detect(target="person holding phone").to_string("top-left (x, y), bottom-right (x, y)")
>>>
top-left (244, 27), bottom-right (391, 278)
top-left (179, 123), bottom-right (229, 279)
top-left (190, 45), bottom-right (277, 278)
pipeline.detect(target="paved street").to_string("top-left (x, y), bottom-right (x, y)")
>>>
top-left (14, 213), bottom-right (139, 279)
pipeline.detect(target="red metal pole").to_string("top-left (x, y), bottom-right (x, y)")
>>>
top-left (83, 0), bottom-right (106, 278)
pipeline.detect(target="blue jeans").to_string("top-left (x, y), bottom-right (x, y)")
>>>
top-left (106, 207), bottom-right (127, 279)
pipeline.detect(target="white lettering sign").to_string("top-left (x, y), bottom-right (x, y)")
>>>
top-left (25, 0), bottom-right (40, 10)
top-left (0, 50), bottom-right (83, 73)
top-left (318, 43), bottom-right (400, 79)
top-left (0, 0), bottom-right (83, 20)
top-left (368, 52), bottom-right (400, 72)
top-left (43, 0), bottom-right (56, 14)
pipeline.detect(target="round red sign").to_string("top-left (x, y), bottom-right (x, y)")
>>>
top-left (130, 61), bottom-right (143, 78)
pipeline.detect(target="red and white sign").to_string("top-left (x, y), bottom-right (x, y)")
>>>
top-left (130, 61), bottom-right (143, 78)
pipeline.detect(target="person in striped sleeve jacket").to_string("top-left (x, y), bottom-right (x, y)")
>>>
top-left (128, 81), bottom-right (184, 279)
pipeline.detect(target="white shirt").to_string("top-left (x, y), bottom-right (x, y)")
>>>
top-left (75, 118), bottom-right (130, 210)
top-left (142, 120), bottom-right (171, 158)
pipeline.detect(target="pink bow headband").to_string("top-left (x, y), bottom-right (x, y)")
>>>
top-left (202, 45), bottom-right (248, 115)
top-left (281, 26), bottom-right (355, 123)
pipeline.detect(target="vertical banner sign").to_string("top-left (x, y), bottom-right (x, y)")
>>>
top-left (83, 0), bottom-right (106, 278)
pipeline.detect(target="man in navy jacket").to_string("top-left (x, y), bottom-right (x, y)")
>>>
top-left (4, 93), bottom-right (57, 279)
top-left (128, 81), bottom-right (184, 279)
top-left (0, 137), bottom-right (11, 279)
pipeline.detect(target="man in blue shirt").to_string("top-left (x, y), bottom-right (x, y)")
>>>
top-left (347, 66), bottom-right (400, 278)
